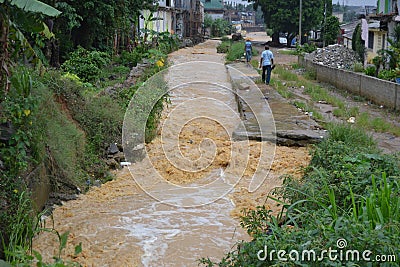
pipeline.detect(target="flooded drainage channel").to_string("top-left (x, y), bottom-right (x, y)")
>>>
top-left (33, 40), bottom-right (311, 266)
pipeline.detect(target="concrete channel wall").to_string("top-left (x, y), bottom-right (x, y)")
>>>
top-left (299, 57), bottom-right (400, 110)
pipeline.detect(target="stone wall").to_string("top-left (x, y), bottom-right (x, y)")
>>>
top-left (299, 56), bottom-right (400, 110)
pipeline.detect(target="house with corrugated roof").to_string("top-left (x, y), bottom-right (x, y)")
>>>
top-left (201, 0), bottom-right (225, 20)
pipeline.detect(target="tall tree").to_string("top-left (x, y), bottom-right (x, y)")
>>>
top-left (252, 0), bottom-right (326, 46)
top-left (40, 0), bottom-right (157, 57)
top-left (323, 15), bottom-right (340, 45)
top-left (0, 0), bottom-right (60, 94)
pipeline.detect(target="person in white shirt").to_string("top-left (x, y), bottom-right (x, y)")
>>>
top-left (259, 45), bottom-right (274, 85)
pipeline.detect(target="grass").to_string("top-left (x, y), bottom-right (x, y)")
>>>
top-left (356, 112), bottom-right (400, 136)
top-left (271, 79), bottom-right (293, 98)
top-left (292, 100), bottom-right (324, 121)
top-left (274, 65), bottom-right (299, 81)
top-left (221, 40), bottom-right (258, 62)
top-left (96, 65), bottom-right (131, 88)
top-left (332, 106), bottom-right (359, 118)
top-left (270, 64), bottom-right (400, 137)
top-left (277, 49), bottom-right (297, 56)
top-left (201, 123), bottom-right (400, 266)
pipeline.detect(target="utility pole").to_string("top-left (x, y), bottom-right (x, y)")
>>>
top-left (299, 0), bottom-right (302, 45)
top-left (322, 0), bottom-right (327, 47)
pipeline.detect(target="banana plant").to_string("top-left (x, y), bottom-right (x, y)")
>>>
top-left (0, 0), bottom-right (61, 95)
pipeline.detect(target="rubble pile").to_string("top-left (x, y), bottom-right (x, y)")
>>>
top-left (305, 44), bottom-right (358, 70)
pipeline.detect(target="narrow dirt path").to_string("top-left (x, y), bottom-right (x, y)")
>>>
top-left (32, 40), bottom-right (310, 267)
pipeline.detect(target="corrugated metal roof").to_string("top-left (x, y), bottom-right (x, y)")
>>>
top-left (201, 0), bottom-right (224, 10)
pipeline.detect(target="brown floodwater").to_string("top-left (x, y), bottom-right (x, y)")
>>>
top-left (33, 40), bottom-right (310, 267)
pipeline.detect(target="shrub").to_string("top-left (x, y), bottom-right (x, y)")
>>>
top-left (61, 47), bottom-right (111, 82)
top-left (296, 43), bottom-right (317, 54)
top-left (117, 49), bottom-right (145, 67)
top-left (353, 62), bottom-right (364, 72)
top-left (364, 65), bottom-right (376, 76)
top-left (378, 69), bottom-right (396, 81)
top-left (226, 41), bottom-right (257, 62)
top-left (216, 41), bottom-right (230, 53)
top-left (200, 123), bottom-right (400, 266)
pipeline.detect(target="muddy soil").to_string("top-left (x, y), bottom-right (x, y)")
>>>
top-left (33, 40), bottom-right (311, 267)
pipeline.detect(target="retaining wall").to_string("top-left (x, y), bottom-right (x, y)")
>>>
top-left (299, 56), bottom-right (400, 110)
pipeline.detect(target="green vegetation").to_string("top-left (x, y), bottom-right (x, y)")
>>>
top-left (296, 43), bottom-right (317, 54)
top-left (292, 100), bottom-right (324, 121)
top-left (322, 16), bottom-right (340, 46)
top-left (372, 25), bottom-right (400, 82)
top-left (256, 0), bottom-right (330, 46)
top-left (277, 49), bottom-right (298, 56)
top-left (270, 80), bottom-right (293, 99)
top-left (217, 40), bottom-right (258, 62)
top-left (273, 65), bottom-right (299, 81)
top-left (353, 62), bottom-right (364, 72)
top-left (201, 123), bottom-right (400, 266)
top-left (356, 112), bottom-right (400, 136)
top-left (352, 23), bottom-right (366, 63)
top-left (364, 65), bottom-right (377, 77)
top-left (0, 0), bottom-right (177, 262)
top-left (272, 65), bottom-right (400, 136)
top-left (204, 15), bottom-right (232, 38)
top-left (61, 47), bottom-right (111, 82)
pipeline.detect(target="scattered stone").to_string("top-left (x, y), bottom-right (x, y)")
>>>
top-left (120, 161), bottom-right (131, 167)
top-left (305, 44), bottom-right (357, 70)
top-left (232, 33), bottom-right (242, 41)
top-left (105, 158), bottom-right (119, 169)
top-left (182, 38), bottom-right (194, 47)
top-left (93, 180), bottom-right (102, 187)
top-left (347, 117), bottom-right (356, 123)
top-left (107, 143), bottom-right (119, 154)
top-left (238, 83), bottom-right (250, 90)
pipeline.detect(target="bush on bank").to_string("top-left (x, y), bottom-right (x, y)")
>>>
top-left (0, 34), bottom-right (176, 264)
top-left (200, 123), bottom-right (400, 266)
top-left (217, 40), bottom-right (258, 63)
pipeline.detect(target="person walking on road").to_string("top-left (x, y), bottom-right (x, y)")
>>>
top-left (244, 38), bottom-right (252, 63)
top-left (259, 45), bottom-right (274, 85)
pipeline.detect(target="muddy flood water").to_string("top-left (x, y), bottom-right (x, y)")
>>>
top-left (33, 40), bottom-right (310, 266)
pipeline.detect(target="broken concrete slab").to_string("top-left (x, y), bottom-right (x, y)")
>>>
top-left (227, 62), bottom-right (326, 146)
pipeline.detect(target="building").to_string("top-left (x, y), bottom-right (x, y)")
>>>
top-left (366, 21), bottom-right (388, 62)
top-left (176, 0), bottom-right (205, 38)
top-left (368, 0), bottom-right (400, 60)
top-left (377, 0), bottom-right (400, 14)
top-left (201, 0), bottom-right (225, 20)
top-left (139, 0), bottom-right (204, 41)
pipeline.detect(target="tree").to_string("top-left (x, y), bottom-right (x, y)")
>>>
top-left (323, 16), bottom-right (340, 45)
top-left (0, 0), bottom-right (61, 94)
top-left (252, 0), bottom-right (329, 46)
top-left (352, 23), bottom-right (365, 63)
top-left (39, 0), bottom-right (157, 57)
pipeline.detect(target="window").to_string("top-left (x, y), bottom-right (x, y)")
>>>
top-left (368, 31), bottom-right (374, 49)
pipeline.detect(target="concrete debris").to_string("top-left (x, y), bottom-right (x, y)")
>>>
top-left (305, 44), bottom-right (357, 70)
top-left (347, 117), bottom-right (356, 123)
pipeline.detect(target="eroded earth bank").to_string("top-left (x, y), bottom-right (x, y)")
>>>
top-left (33, 40), bottom-right (310, 267)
